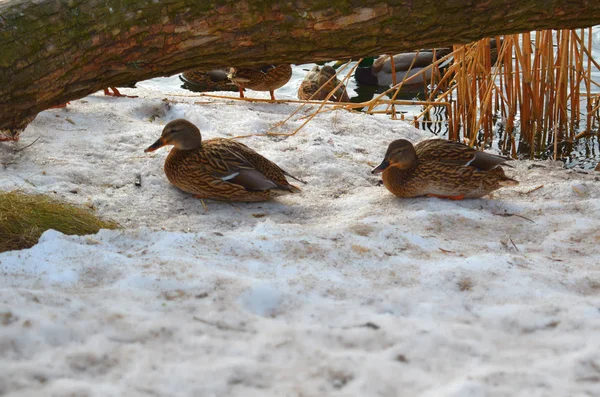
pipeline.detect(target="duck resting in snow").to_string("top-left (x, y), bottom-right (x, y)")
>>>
top-left (372, 139), bottom-right (518, 199)
top-left (144, 119), bottom-right (304, 202)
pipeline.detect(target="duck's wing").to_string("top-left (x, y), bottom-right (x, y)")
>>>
top-left (204, 139), bottom-right (301, 192)
top-left (228, 140), bottom-right (305, 185)
top-left (228, 68), bottom-right (263, 84)
top-left (205, 69), bottom-right (230, 82)
top-left (298, 80), bottom-right (322, 100)
top-left (265, 64), bottom-right (293, 87)
top-left (180, 69), bottom-right (235, 92)
top-left (415, 139), bottom-right (512, 170)
top-left (373, 53), bottom-right (440, 74)
top-left (224, 168), bottom-right (281, 191)
top-left (317, 76), bottom-right (349, 102)
top-left (259, 65), bottom-right (277, 73)
top-left (469, 151), bottom-right (513, 170)
top-left (333, 85), bottom-right (350, 102)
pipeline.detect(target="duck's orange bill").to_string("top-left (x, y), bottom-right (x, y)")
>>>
top-left (144, 137), bottom-right (166, 153)
top-left (371, 159), bottom-right (390, 174)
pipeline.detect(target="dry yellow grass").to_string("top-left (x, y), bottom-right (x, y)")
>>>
top-left (196, 32), bottom-right (599, 162)
top-left (0, 191), bottom-right (118, 253)
top-left (428, 29), bottom-right (598, 159)
top-left (360, 29), bottom-right (598, 160)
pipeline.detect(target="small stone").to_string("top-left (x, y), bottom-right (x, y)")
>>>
top-left (528, 163), bottom-right (546, 169)
top-left (395, 354), bottom-right (408, 363)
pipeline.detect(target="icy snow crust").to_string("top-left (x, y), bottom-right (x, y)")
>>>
top-left (1, 78), bottom-right (600, 396)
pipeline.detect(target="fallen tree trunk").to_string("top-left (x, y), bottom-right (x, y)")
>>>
top-left (2, 0), bottom-right (600, 138)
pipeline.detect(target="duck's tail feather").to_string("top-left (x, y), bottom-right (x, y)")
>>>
top-left (287, 184), bottom-right (302, 193)
top-left (273, 183), bottom-right (302, 194)
top-left (284, 170), bottom-right (307, 185)
top-left (499, 177), bottom-right (519, 186)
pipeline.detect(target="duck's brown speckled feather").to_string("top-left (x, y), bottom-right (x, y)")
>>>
top-left (415, 139), bottom-right (512, 170)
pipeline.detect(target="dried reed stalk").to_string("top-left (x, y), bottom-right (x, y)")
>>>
top-left (196, 30), bottom-right (599, 158)
top-left (405, 28), bottom-right (600, 159)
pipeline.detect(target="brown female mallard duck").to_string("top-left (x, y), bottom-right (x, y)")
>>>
top-left (298, 65), bottom-right (350, 102)
top-left (372, 139), bottom-right (518, 199)
top-left (228, 64), bottom-right (292, 101)
top-left (180, 69), bottom-right (237, 92)
top-left (144, 119), bottom-right (304, 202)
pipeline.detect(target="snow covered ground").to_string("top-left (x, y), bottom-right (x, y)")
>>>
top-left (1, 77), bottom-right (600, 396)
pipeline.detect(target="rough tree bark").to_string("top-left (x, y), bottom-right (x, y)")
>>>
top-left (1, 0), bottom-right (600, 138)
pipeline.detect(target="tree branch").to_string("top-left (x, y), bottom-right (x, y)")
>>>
top-left (2, 0), bottom-right (600, 138)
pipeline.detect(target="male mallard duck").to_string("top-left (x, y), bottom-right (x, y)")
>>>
top-left (180, 69), bottom-right (237, 92)
top-left (356, 41), bottom-right (503, 88)
top-left (372, 139), bottom-right (518, 199)
top-left (144, 119), bottom-right (304, 202)
top-left (228, 64), bottom-right (293, 101)
top-left (298, 65), bottom-right (350, 102)
top-left (355, 49), bottom-right (452, 87)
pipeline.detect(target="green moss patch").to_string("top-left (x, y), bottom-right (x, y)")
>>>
top-left (0, 191), bottom-right (118, 253)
